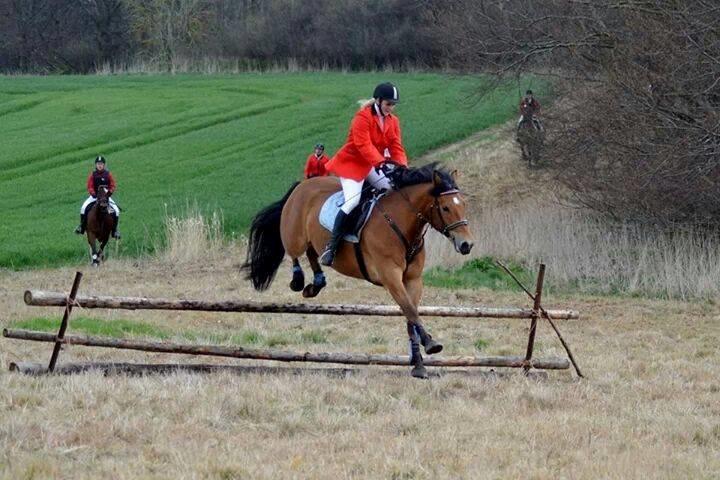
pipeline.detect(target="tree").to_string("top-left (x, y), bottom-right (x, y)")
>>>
top-left (436, 0), bottom-right (720, 225)
top-left (124, 0), bottom-right (211, 70)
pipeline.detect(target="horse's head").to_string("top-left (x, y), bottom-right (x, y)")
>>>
top-left (428, 169), bottom-right (474, 255)
top-left (96, 185), bottom-right (110, 210)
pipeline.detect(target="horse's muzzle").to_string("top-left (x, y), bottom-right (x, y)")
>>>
top-left (452, 235), bottom-right (474, 255)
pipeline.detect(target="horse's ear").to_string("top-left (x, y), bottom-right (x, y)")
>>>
top-left (433, 170), bottom-right (443, 187)
top-left (450, 169), bottom-right (459, 181)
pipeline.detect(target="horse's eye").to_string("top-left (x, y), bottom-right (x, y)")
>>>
top-left (442, 206), bottom-right (450, 212)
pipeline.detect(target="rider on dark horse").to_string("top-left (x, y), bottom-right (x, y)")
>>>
top-left (75, 155), bottom-right (121, 239)
top-left (517, 89), bottom-right (543, 131)
top-left (320, 82), bottom-right (408, 266)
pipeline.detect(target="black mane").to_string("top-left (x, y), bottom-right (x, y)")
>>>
top-left (393, 162), bottom-right (457, 196)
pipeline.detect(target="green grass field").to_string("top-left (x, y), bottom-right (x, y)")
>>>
top-left (0, 73), bottom-right (539, 268)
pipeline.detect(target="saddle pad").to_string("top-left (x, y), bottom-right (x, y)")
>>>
top-left (319, 190), bottom-right (383, 243)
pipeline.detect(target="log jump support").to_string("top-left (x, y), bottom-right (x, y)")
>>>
top-left (5, 263), bottom-right (583, 378)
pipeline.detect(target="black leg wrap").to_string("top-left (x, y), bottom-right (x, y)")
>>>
top-left (409, 340), bottom-right (422, 366)
top-left (408, 324), bottom-right (428, 379)
top-left (415, 324), bottom-right (443, 355)
top-left (290, 268), bottom-right (305, 292)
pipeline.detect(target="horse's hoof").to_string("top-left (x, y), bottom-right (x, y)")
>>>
top-left (302, 284), bottom-right (317, 298)
top-left (423, 338), bottom-right (443, 355)
top-left (411, 364), bottom-right (428, 379)
top-left (289, 273), bottom-right (304, 292)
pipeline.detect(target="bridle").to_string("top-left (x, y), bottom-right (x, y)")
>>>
top-left (429, 189), bottom-right (469, 237)
top-left (375, 186), bottom-right (469, 264)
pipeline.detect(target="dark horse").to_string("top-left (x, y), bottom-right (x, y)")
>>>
top-left (517, 108), bottom-right (545, 167)
top-left (242, 164), bottom-right (474, 378)
top-left (86, 185), bottom-right (116, 267)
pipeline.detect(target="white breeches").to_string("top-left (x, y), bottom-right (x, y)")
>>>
top-left (81, 196), bottom-right (119, 216)
top-left (339, 167), bottom-right (392, 214)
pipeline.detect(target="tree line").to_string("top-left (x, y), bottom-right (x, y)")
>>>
top-left (0, 0), bottom-right (443, 72)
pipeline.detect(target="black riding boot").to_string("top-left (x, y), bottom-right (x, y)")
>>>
top-left (319, 210), bottom-right (348, 266)
top-left (111, 215), bottom-right (121, 239)
top-left (75, 213), bottom-right (86, 235)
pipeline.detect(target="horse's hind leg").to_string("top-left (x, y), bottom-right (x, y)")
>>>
top-left (302, 246), bottom-right (327, 298)
top-left (289, 258), bottom-right (305, 292)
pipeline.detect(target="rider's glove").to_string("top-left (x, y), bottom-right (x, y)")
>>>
top-left (380, 161), bottom-right (397, 176)
top-left (378, 160), bottom-right (406, 185)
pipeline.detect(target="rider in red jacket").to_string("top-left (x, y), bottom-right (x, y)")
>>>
top-left (518, 89), bottom-right (542, 130)
top-left (304, 143), bottom-right (330, 179)
top-left (75, 156), bottom-right (121, 239)
top-left (320, 82), bottom-right (407, 266)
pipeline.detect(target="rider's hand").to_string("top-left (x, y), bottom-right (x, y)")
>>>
top-left (380, 160), bottom-right (398, 175)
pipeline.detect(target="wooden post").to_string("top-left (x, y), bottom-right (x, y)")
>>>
top-left (523, 264), bottom-right (545, 373)
top-left (497, 260), bottom-right (584, 378)
top-left (48, 272), bottom-right (83, 372)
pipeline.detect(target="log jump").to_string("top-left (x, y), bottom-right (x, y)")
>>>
top-left (23, 290), bottom-right (580, 320)
top-left (6, 265), bottom-right (584, 378)
top-left (3, 329), bottom-right (570, 370)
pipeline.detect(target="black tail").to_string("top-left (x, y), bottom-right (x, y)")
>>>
top-left (242, 182), bottom-right (300, 291)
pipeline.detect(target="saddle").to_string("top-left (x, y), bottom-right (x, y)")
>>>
top-left (319, 186), bottom-right (387, 243)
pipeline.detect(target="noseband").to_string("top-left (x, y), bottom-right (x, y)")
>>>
top-left (432, 189), bottom-right (469, 237)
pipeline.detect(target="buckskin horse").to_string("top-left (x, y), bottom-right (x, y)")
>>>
top-left (242, 163), bottom-right (474, 378)
top-left (86, 185), bottom-right (116, 267)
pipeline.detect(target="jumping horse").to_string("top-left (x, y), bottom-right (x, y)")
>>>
top-left (242, 163), bottom-right (474, 378)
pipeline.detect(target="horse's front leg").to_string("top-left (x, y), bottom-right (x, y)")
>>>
top-left (98, 239), bottom-right (109, 262)
top-left (87, 235), bottom-right (100, 267)
top-left (379, 267), bottom-right (441, 379)
top-left (403, 266), bottom-right (442, 356)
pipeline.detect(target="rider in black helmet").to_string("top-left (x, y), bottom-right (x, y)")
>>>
top-left (518, 89), bottom-right (542, 130)
top-left (75, 155), bottom-right (121, 239)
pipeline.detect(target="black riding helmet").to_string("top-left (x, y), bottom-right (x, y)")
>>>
top-left (314, 143), bottom-right (324, 151)
top-left (373, 82), bottom-right (399, 103)
top-left (95, 155), bottom-right (106, 164)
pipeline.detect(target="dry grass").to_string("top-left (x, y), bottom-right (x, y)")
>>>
top-left (421, 123), bottom-right (720, 300)
top-left (1, 125), bottom-right (719, 478)
top-left (156, 205), bottom-right (227, 265)
top-left (1, 254), bottom-right (719, 479)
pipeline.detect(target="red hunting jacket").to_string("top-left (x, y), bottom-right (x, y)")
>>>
top-left (519, 97), bottom-right (541, 116)
top-left (87, 170), bottom-right (116, 196)
top-left (304, 153), bottom-right (330, 179)
top-left (326, 104), bottom-right (407, 181)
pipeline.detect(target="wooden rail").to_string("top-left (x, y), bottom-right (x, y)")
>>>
top-left (3, 329), bottom-right (571, 370)
top-left (24, 290), bottom-right (580, 320)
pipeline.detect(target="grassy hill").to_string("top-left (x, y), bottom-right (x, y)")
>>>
top-left (0, 73), bottom-right (538, 268)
